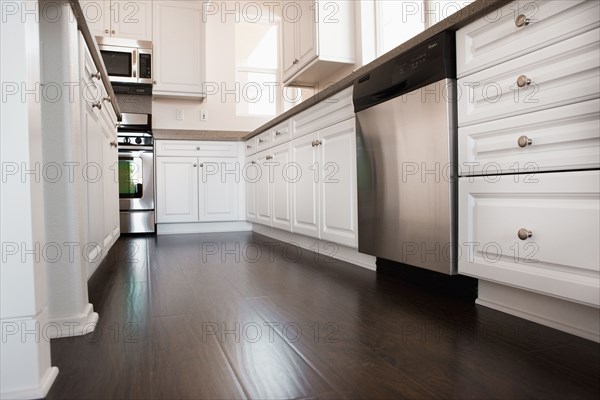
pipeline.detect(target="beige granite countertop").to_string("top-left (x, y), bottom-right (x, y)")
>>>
top-left (246, 0), bottom-right (512, 139)
top-left (153, 130), bottom-right (250, 141)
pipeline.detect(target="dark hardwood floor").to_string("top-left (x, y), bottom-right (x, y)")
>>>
top-left (46, 232), bottom-right (600, 399)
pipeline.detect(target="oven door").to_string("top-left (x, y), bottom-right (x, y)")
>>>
top-left (100, 45), bottom-right (137, 84)
top-left (118, 148), bottom-right (154, 211)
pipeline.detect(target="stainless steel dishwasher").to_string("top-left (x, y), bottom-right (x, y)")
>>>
top-left (353, 31), bottom-right (458, 274)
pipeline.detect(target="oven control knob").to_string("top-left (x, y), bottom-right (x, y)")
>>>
top-left (124, 137), bottom-right (131, 144)
top-left (135, 137), bottom-right (142, 145)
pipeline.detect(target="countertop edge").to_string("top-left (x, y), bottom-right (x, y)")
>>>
top-left (69, 0), bottom-right (122, 121)
top-left (153, 129), bottom-right (250, 141)
top-left (245, 0), bottom-right (512, 140)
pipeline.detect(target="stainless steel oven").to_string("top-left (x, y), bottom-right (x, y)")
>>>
top-left (118, 113), bottom-right (155, 234)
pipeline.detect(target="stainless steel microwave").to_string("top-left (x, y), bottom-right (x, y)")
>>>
top-left (97, 37), bottom-right (152, 86)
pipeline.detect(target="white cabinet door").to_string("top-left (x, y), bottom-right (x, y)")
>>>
top-left (245, 155), bottom-right (259, 223)
top-left (281, 4), bottom-right (298, 82)
top-left (83, 103), bottom-right (104, 266)
top-left (80, 0), bottom-right (111, 37)
top-left (459, 170), bottom-right (600, 306)
top-left (297, 0), bottom-right (317, 68)
top-left (111, 1), bottom-right (153, 41)
top-left (271, 142), bottom-right (292, 231)
top-left (198, 159), bottom-right (239, 222)
top-left (291, 132), bottom-right (320, 237)
top-left (156, 157), bottom-right (199, 223)
top-left (153, 1), bottom-right (205, 97)
top-left (100, 116), bottom-right (119, 248)
top-left (318, 118), bottom-right (357, 248)
top-left (255, 151), bottom-right (272, 226)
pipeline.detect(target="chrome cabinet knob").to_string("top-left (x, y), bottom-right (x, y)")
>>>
top-left (103, 96), bottom-right (111, 103)
top-left (517, 75), bottom-right (531, 88)
top-left (266, 155), bottom-right (273, 161)
top-left (517, 135), bottom-right (533, 148)
top-left (91, 71), bottom-right (101, 80)
top-left (153, 80), bottom-right (157, 85)
top-left (92, 101), bottom-right (102, 110)
top-left (199, 163), bottom-right (204, 168)
top-left (111, 30), bottom-right (116, 34)
top-left (110, 141), bottom-right (118, 148)
top-left (105, 29), bottom-right (110, 34)
top-left (312, 140), bottom-right (322, 147)
top-left (275, 131), bottom-right (281, 136)
top-left (293, 59), bottom-right (299, 64)
top-left (518, 228), bottom-right (532, 240)
top-left (251, 160), bottom-right (257, 165)
top-left (193, 163), bottom-right (197, 167)
top-left (258, 138), bottom-right (265, 143)
top-left (196, 146), bottom-right (201, 150)
top-left (246, 145), bottom-right (252, 149)
top-left (515, 14), bottom-right (530, 28)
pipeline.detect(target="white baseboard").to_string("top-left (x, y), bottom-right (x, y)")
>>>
top-left (46, 303), bottom-right (99, 339)
top-left (157, 221), bottom-right (252, 235)
top-left (477, 280), bottom-right (600, 342)
top-left (0, 366), bottom-right (59, 400)
top-left (251, 224), bottom-right (376, 271)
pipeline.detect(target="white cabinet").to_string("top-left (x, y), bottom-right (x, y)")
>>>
top-left (155, 142), bottom-right (242, 224)
top-left (80, 1), bottom-right (152, 41)
top-left (79, 35), bottom-right (119, 275)
top-left (156, 157), bottom-right (199, 223)
top-left (271, 143), bottom-right (293, 231)
top-left (281, 0), bottom-right (355, 86)
top-left (255, 151), bottom-right (273, 225)
top-left (291, 132), bottom-right (320, 237)
top-left (153, 1), bottom-right (205, 99)
top-left (459, 170), bottom-right (600, 307)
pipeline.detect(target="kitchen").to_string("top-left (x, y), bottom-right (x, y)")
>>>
top-left (1, 0), bottom-right (599, 399)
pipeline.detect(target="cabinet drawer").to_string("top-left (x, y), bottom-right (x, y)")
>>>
top-left (457, 0), bottom-right (599, 78)
top-left (459, 99), bottom-right (600, 176)
top-left (156, 140), bottom-right (238, 158)
top-left (271, 120), bottom-right (291, 146)
top-left (293, 87), bottom-right (354, 138)
top-left (458, 28), bottom-right (600, 127)
top-left (255, 131), bottom-right (272, 152)
top-left (459, 170), bottom-right (600, 306)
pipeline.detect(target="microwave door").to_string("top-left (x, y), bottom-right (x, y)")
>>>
top-left (99, 45), bottom-right (137, 84)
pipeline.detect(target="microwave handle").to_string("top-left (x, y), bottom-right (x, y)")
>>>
top-left (132, 49), bottom-right (137, 78)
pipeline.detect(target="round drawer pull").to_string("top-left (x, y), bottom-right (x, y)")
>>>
top-left (193, 163), bottom-right (197, 167)
top-left (275, 131), bottom-right (282, 136)
top-left (90, 71), bottom-right (101, 80)
top-left (246, 145), bottom-right (252, 149)
top-left (196, 146), bottom-right (201, 150)
top-left (518, 228), bottom-right (533, 241)
top-left (515, 14), bottom-right (530, 28)
top-left (517, 135), bottom-right (533, 148)
top-left (199, 163), bottom-right (204, 168)
top-left (92, 101), bottom-right (102, 110)
top-left (517, 75), bottom-right (531, 88)
top-left (266, 155), bottom-right (273, 161)
top-left (258, 138), bottom-right (265, 143)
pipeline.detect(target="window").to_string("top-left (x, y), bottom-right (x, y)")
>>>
top-left (235, 19), bottom-right (279, 116)
top-left (373, 0), bottom-right (474, 58)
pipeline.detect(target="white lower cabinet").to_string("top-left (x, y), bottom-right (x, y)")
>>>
top-left (247, 117), bottom-right (358, 248)
top-left (156, 147), bottom-right (241, 224)
top-left (156, 157), bottom-right (199, 223)
top-left (459, 170), bottom-right (600, 306)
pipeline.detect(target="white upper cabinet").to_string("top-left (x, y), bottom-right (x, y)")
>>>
top-left (281, 0), bottom-right (355, 86)
top-left (153, 1), bottom-right (206, 99)
top-left (80, 1), bottom-right (152, 41)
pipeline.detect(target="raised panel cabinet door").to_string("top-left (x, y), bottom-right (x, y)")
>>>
top-left (153, 1), bottom-right (205, 95)
top-left (156, 157), bottom-right (199, 223)
top-left (271, 142), bottom-right (292, 231)
top-left (100, 116), bottom-right (119, 248)
top-left (111, 1), bottom-right (153, 41)
top-left (83, 103), bottom-right (105, 270)
top-left (198, 159), bottom-right (239, 222)
top-left (297, 0), bottom-right (317, 69)
top-left (245, 155), bottom-right (258, 222)
top-left (291, 132), bottom-right (320, 238)
top-left (255, 151), bottom-right (273, 226)
top-left (80, 0), bottom-right (111, 37)
top-left (318, 118), bottom-right (358, 248)
top-left (281, 1), bottom-right (298, 82)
